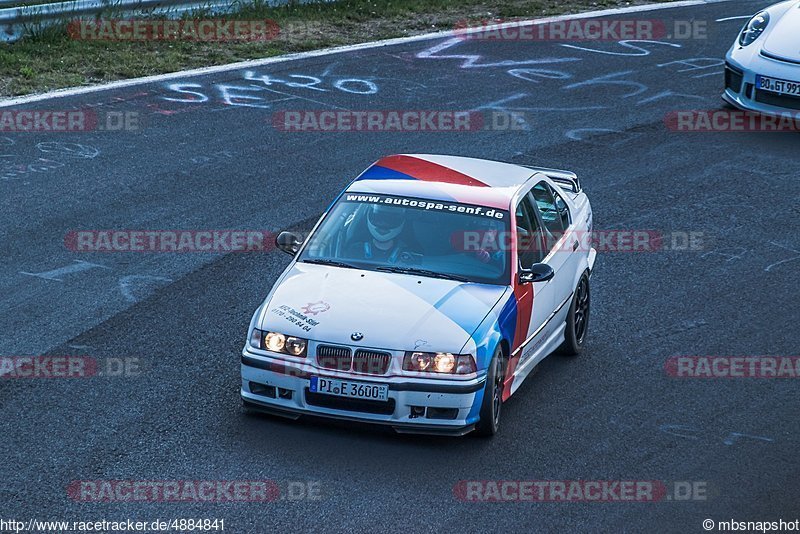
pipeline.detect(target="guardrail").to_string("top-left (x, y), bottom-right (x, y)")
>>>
top-left (0, 0), bottom-right (322, 42)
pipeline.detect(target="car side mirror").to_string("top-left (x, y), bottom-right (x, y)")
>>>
top-left (275, 231), bottom-right (303, 255)
top-left (519, 263), bottom-right (554, 284)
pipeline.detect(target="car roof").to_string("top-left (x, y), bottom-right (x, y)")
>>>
top-left (345, 154), bottom-right (538, 210)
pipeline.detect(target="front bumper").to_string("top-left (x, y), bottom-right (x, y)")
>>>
top-left (240, 348), bottom-right (486, 436)
top-left (723, 49), bottom-right (800, 115)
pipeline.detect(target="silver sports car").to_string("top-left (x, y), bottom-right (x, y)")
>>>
top-left (724, 1), bottom-right (800, 115)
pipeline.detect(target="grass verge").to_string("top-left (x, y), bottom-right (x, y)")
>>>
top-left (0, 0), bottom-right (677, 98)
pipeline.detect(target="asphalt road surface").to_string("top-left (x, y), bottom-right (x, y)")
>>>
top-left (2, 0), bottom-right (799, 531)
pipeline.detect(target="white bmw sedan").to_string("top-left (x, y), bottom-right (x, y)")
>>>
top-left (240, 155), bottom-right (596, 437)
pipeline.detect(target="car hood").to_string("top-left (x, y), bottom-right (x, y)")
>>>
top-left (761, 5), bottom-right (800, 61)
top-left (258, 262), bottom-right (509, 353)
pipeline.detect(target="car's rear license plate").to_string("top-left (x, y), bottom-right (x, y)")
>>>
top-left (757, 75), bottom-right (800, 97)
top-left (309, 376), bottom-right (389, 401)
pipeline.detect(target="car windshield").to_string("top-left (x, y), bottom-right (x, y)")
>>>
top-left (299, 193), bottom-right (511, 285)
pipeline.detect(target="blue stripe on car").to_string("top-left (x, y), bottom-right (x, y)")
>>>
top-left (466, 292), bottom-right (518, 423)
top-left (357, 165), bottom-right (414, 181)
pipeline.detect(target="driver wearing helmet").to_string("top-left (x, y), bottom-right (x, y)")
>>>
top-left (465, 217), bottom-right (504, 265)
top-left (348, 204), bottom-right (416, 263)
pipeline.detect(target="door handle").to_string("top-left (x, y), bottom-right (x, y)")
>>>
top-left (572, 240), bottom-right (579, 251)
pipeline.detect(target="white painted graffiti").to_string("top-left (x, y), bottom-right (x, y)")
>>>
top-left (416, 37), bottom-right (581, 69)
top-left (243, 71), bottom-right (378, 94)
top-left (20, 260), bottom-right (111, 282)
top-left (20, 259), bottom-right (173, 303)
top-left (36, 142), bottom-right (100, 159)
top-left (659, 424), bottom-right (774, 446)
top-left (657, 57), bottom-right (726, 79)
top-left (1, 142), bottom-right (100, 181)
top-left (161, 70), bottom-right (379, 109)
top-left (560, 39), bottom-right (681, 56)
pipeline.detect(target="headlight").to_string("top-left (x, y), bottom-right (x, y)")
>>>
top-left (739, 11), bottom-right (769, 47)
top-left (403, 352), bottom-right (477, 374)
top-left (250, 329), bottom-right (308, 358)
top-left (284, 336), bottom-right (307, 356)
top-left (264, 331), bottom-right (286, 352)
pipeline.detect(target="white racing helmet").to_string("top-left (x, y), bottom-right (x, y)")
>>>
top-left (367, 205), bottom-right (406, 243)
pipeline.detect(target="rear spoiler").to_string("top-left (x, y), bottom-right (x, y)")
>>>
top-left (521, 165), bottom-right (581, 194)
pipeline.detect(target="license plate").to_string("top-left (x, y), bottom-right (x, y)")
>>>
top-left (756, 75), bottom-right (800, 96)
top-left (309, 376), bottom-right (389, 401)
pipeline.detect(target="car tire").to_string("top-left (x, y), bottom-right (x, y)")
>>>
top-left (474, 347), bottom-right (505, 437)
top-left (557, 272), bottom-right (590, 356)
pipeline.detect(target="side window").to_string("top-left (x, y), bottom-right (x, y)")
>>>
top-left (530, 182), bottom-right (570, 250)
top-left (552, 188), bottom-right (572, 230)
top-left (515, 195), bottom-right (544, 267)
